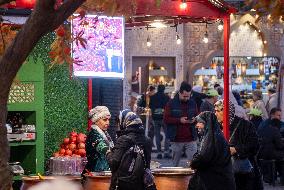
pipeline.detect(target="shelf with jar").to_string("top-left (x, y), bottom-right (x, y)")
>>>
top-left (148, 68), bottom-right (175, 94)
top-left (193, 56), bottom-right (280, 92)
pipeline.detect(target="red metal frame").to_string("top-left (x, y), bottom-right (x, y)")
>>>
top-left (88, 78), bottom-right (92, 131)
top-left (223, 16), bottom-right (230, 140)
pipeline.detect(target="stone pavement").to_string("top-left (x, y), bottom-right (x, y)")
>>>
top-left (151, 152), bottom-right (283, 190)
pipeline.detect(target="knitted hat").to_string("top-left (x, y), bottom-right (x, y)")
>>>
top-left (247, 108), bottom-right (263, 117)
top-left (89, 106), bottom-right (111, 123)
top-left (206, 89), bottom-right (219, 97)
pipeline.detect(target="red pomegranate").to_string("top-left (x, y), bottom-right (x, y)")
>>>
top-left (68, 143), bottom-right (76, 151)
top-left (78, 149), bottom-right (86, 157)
top-left (70, 131), bottom-right (78, 138)
top-left (59, 148), bottom-right (66, 155)
top-left (70, 136), bottom-right (77, 143)
top-left (77, 142), bottom-right (85, 149)
top-left (63, 138), bottom-right (70, 145)
top-left (77, 134), bottom-right (86, 143)
top-left (53, 152), bottom-right (60, 157)
top-left (65, 149), bottom-right (72, 156)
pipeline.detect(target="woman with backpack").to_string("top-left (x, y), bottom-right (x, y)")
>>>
top-left (106, 109), bottom-right (156, 190)
top-left (188, 111), bottom-right (236, 190)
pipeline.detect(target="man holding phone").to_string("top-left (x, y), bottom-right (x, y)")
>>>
top-left (164, 82), bottom-right (198, 166)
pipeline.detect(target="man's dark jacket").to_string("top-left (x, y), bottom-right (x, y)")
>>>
top-left (164, 94), bottom-right (198, 142)
top-left (257, 119), bottom-right (284, 160)
top-left (149, 91), bottom-right (169, 120)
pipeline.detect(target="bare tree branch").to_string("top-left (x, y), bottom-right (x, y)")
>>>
top-left (0, 0), bottom-right (14, 7)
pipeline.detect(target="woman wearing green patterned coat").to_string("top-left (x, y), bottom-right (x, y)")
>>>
top-left (82, 106), bottom-right (114, 175)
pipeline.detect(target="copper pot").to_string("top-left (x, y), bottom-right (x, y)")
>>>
top-left (152, 167), bottom-right (194, 190)
top-left (20, 176), bottom-right (81, 190)
top-left (85, 171), bottom-right (111, 190)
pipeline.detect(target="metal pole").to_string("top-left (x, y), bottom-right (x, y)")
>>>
top-left (223, 16), bottom-right (230, 140)
top-left (88, 78), bottom-right (93, 131)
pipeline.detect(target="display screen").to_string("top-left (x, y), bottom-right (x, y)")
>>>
top-left (72, 15), bottom-right (124, 78)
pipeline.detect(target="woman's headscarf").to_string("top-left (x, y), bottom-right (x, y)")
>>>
top-left (195, 111), bottom-right (222, 136)
top-left (214, 100), bottom-right (236, 125)
top-left (118, 109), bottom-right (143, 130)
top-left (88, 106), bottom-right (111, 123)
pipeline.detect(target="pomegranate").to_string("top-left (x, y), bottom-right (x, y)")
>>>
top-left (70, 131), bottom-right (78, 138)
top-left (63, 137), bottom-right (70, 145)
top-left (65, 149), bottom-right (72, 156)
top-left (78, 149), bottom-right (86, 157)
top-left (77, 134), bottom-right (86, 143)
top-left (68, 143), bottom-right (76, 151)
top-left (59, 148), bottom-right (66, 155)
top-left (70, 136), bottom-right (77, 143)
top-left (77, 142), bottom-right (85, 149)
top-left (53, 152), bottom-right (60, 157)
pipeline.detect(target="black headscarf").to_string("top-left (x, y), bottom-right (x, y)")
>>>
top-left (191, 111), bottom-right (230, 169)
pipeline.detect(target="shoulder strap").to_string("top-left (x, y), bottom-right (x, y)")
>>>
top-left (229, 120), bottom-right (242, 143)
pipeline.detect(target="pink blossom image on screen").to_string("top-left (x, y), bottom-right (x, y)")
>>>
top-left (72, 15), bottom-right (124, 78)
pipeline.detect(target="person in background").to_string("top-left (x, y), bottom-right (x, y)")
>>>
top-left (82, 106), bottom-right (114, 184)
top-left (200, 89), bottom-right (219, 113)
top-left (137, 85), bottom-right (156, 109)
top-left (149, 84), bottom-right (171, 159)
top-left (107, 109), bottom-right (153, 190)
top-left (136, 85), bottom-right (155, 144)
top-left (164, 81), bottom-right (198, 167)
top-left (188, 112), bottom-right (235, 190)
top-left (251, 90), bottom-right (268, 120)
top-left (257, 108), bottom-right (284, 184)
top-left (213, 83), bottom-right (223, 97)
top-left (192, 85), bottom-right (207, 112)
top-left (266, 88), bottom-right (278, 114)
top-left (232, 90), bottom-right (243, 107)
top-left (248, 108), bottom-right (263, 130)
top-left (259, 108), bottom-right (284, 137)
top-left (214, 100), bottom-right (263, 190)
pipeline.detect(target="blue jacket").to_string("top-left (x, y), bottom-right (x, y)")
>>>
top-left (165, 95), bottom-right (198, 142)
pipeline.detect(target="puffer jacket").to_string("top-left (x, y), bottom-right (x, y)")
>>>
top-left (106, 125), bottom-right (152, 190)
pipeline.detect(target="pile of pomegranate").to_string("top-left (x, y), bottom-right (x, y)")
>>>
top-left (53, 131), bottom-right (87, 157)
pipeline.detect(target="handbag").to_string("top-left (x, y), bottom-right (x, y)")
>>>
top-left (231, 156), bottom-right (253, 173)
top-left (229, 122), bottom-right (253, 174)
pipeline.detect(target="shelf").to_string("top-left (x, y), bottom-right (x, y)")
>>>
top-left (149, 69), bottom-right (168, 76)
top-left (9, 141), bottom-right (36, 147)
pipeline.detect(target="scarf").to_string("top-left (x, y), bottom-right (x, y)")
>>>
top-left (91, 125), bottom-right (114, 149)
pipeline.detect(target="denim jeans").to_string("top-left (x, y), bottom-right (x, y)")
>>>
top-left (153, 119), bottom-right (169, 153)
top-left (171, 141), bottom-right (197, 167)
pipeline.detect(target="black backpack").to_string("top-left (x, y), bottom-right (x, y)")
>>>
top-left (115, 143), bottom-right (146, 190)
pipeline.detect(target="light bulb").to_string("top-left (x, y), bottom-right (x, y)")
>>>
top-left (146, 36), bottom-right (151, 47)
top-left (176, 34), bottom-right (181, 44)
top-left (180, 2), bottom-right (187, 9)
top-left (218, 21), bottom-right (223, 31)
top-left (203, 32), bottom-right (209, 43)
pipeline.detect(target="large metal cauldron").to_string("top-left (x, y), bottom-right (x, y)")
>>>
top-left (20, 176), bottom-right (81, 190)
top-left (85, 171), bottom-right (111, 190)
top-left (152, 167), bottom-right (194, 190)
